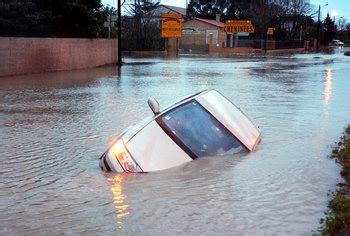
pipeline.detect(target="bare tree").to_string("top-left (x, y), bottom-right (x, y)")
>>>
top-left (121, 0), bottom-right (163, 51)
top-left (337, 18), bottom-right (347, 31)
top-left (284, 0), bottom-right (312, 39)
top-left (189, 0), bottom-right (314, 40)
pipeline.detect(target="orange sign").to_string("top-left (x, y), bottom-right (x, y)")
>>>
top-left (161, 13), bottom-right (182, 38)
top-left (267, 27), bottom-right (274, 35)
top-left (224, 20), bottom-right (254, 33)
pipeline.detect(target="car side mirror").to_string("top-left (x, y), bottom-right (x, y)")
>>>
top-left (148, 98), bottom-right (160, 115)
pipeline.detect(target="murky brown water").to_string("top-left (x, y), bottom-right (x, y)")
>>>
top-left (1, 51), bottom-right (350, 234)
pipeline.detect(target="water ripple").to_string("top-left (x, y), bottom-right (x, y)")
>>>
top-left (1, 53), bottom-right (350, 234)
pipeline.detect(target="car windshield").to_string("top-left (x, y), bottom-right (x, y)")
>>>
top-left (157, 100), bottom-right (247, 158)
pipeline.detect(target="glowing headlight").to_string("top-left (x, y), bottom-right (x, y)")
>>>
top-left (112, 139), bottom-right (140, 172)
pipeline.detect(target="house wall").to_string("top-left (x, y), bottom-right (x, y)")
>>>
top-left (0, 37), bottom-right (117, 77)
top-left (180, 19), bottom-right (226, 52)
top-left (183, 19), bottom-right (221, 31)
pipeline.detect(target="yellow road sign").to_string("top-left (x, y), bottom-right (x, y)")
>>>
top-left (161, 13), bottom-right (182, 38)
top-left (267, 27), bottom-right (274, 35)
top-left (224, 20), bottom-right (254, 33)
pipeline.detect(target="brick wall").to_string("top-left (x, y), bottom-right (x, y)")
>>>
top-left (0, 37), bottom-right (117, 77)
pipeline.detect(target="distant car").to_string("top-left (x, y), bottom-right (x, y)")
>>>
top-left (329, 40), bottom-right (344, 47)
top-left (99, 90), bottom-right (261, 173)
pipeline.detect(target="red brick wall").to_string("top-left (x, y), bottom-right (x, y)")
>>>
top-left (0, 37), bottom-right (117, 77)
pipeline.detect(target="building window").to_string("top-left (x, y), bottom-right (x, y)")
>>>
top-left (206, 30), bottom-right (218, 44)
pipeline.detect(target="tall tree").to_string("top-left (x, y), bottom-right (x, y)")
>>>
top-left (188, 0), bottom-right (228, 19)
top-left (0, 0), bottom-right (53, 37)
top-left (323, 13), bottom-right (337, 44)
top-left (277, 0), bottom-right (312, 40)
top-left (337, 18), bottom-right (347, 31)
top-left (0, 0), bottom-right (107, 37)
top-left (188, 0), bottom-right (313, 40)
top-left (121, 0), bottom-right (161, 50)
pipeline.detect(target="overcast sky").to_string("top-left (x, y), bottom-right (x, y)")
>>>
top-left (102, 0), bottom-right (350, 22)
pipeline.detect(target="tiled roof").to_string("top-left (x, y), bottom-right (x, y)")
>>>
top-left (146, 4), bottom-right (187, 17)
top-left (161, 5), bottom-right (187, 15)
top-left (195, 18), bottom-right (225, 28)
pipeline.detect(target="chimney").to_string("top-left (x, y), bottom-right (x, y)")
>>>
top-left (216, 14), bottom-right (221, 22)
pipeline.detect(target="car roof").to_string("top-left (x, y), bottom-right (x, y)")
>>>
top-left (122, 89), bottom-right (261, 151)
top-left (122, 90), bottom-right (211, 143)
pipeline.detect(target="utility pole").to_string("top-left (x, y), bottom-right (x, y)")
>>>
top-left (186, 0), bottom-right (189, 18)
top-left (264, 0), bottom-right (267, 54)
top-left (117, 0), bottom-right (122, 65)
top-left (316, 5), bottom-right (320, 52)
top-left (338, 17), bottom-right (344, 30)
top-left (316, 4), bottom-right (328, 52)
top-left (108, 15), bottom-right (111, 39)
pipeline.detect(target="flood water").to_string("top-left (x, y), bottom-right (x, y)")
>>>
top-left (1, 51), bottom-right (350, 234)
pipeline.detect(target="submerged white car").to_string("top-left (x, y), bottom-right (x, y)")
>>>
top-left (100, 90), bottom-right (261, 173)
top-left (329, 40), bottom-right (344, 47)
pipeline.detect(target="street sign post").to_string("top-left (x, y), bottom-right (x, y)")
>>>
top-left (224, 20), bottom-right (254, 33)
top-left (161, 13), bottom-right (182, 38)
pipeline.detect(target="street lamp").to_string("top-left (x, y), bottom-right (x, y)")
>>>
top-left (338, 17), bottom-right (344, 30)
top-left (264, 0), bottom-right (268, 54)
top-left (316, 3), bottom-right (328, 52)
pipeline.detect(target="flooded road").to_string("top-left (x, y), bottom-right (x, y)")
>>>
top-left (1, 51), bottom-right (350, 234)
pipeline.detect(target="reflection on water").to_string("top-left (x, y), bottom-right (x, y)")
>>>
top-left (1, 53), bottom-right (350, 234)
top-left (109, 175), bottom-right (129, 229)
top-left (324, 67), bottom-right (333, 106)
top-left (199, 79), bottom-right (209, 90)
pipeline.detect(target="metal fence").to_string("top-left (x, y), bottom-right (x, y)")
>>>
top-left (274, 40), bottom-right (304, 49)
top-left (236, 40), bottom-right (258, 48)
top-left (179, 37), bottom-right (305, 53)
top-left (236, 40), bottom-right (304, 50)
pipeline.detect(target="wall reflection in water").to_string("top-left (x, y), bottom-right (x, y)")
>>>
top-left (109, 174), bottom-right (129, 229)
top-left (324, 67), bottom-right (333, 107)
